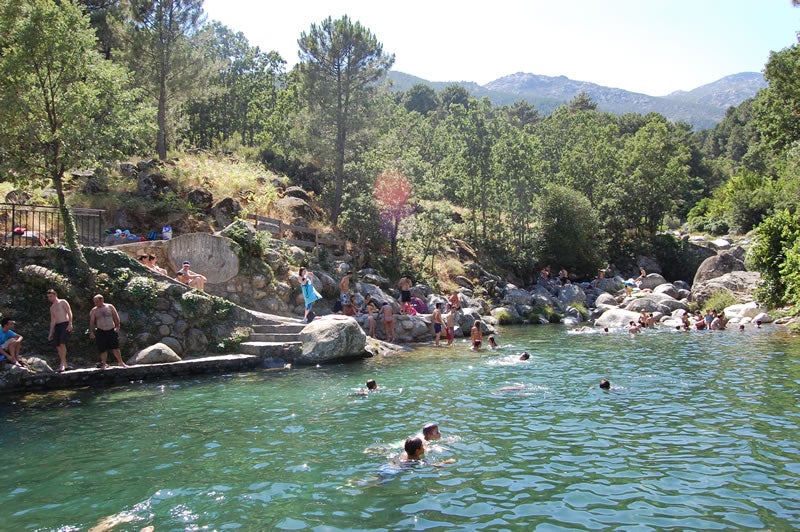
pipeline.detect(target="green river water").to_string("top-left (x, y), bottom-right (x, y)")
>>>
top-left (1, 325), bottom-right (799, 531)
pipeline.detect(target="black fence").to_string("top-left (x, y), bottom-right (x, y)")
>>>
top-left (0, 203), bottom-right (105, 247)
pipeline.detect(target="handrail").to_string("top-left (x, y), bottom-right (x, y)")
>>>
top-left (245, 213), bottom-right (345, 251)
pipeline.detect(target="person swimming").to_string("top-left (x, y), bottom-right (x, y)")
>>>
top-left (400, 437), bottom-right (425, 461)
top-left (366, 379), bottom-right (378, 391)
top-left (487, 335), bottom-right (498, 349)
top-left (422, 423), bottom-right (441, 442)
top-left (599, 379), bottom-right (611, 390)
top-left (519, 352), bottom-right (530, 361)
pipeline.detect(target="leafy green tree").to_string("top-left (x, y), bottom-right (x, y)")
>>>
top-left (533, 184), bottom-right (603, 278)
top-left (398, 204), bottom-right (453, 278)
top-left (184, 22), bottom-right (291, 150)
top-left (568, 92), bottom-right (598, 112)
top-left (611, 117), bottom-right (693, 238)
top-left (0, 0), bottom-right (153, 263)
top-left (297, 15), bottom-right (394, 226)
top-left (439, 84), bottom-right (471, 111)
top-left (120, 0), bottom-right (216, 159)
top-left (755, 45), bottom-right (800, 154)
top-left (747, 209), bottom-right (800, 307)
top-left (401, 83), bottom-right (438, 116)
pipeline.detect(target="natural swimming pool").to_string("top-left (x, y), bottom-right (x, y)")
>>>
top-left (1, 325), bottom-right (799, 530)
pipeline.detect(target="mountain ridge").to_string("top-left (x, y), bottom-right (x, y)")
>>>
top-left (387, 71), bottom-right (766, 130)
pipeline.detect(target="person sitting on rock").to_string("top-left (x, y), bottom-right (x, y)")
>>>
top-left (176, 261), bottom-right (207, 291)
top-left (0, 318), bottom-right (26, 367)
top-left (147, 254), bottom-right (168, 275)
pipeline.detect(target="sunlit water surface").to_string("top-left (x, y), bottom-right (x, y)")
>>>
top-left (1, 326), bottom-right (799, 530)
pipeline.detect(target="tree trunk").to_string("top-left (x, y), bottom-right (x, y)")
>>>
top-left (52, 172), bottom-right (92, 283)
top-left (157, 75), bottom-right (168, 160)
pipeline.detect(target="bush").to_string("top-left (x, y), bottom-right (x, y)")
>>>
top-left (703, 290), bottom-right (738, 312)
top-left (494, 310), bottom-right (514, 325)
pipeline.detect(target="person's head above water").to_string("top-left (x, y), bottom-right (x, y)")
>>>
top-left (519, 352), bottom-right (530, 361)
top-left (599, 379), bottom-right (611, 390)
top-left (366, 379), bottom-right (377, 391)
top-left (422, 423), bottom-right (441, 441)
top-left (404, 437), bottom-right (425, 460)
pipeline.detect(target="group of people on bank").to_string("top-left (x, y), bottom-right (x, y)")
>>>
top-left (1, 289), bottom-right (126, 373)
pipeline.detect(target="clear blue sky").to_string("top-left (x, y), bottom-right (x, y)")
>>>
top-left (203, 0), bottom-right (799, 96)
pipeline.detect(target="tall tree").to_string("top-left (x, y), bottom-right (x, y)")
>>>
top-left (184, 22), bottom-right (290, 149)
top-left (121, 0), bottom-right (214, 159)
top-left (297, 15), bottom-right (394, 226)
top-left (0, 0), bottom-right (153, 265)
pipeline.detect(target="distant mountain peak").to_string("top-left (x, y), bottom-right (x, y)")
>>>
top-left (387, 70), bottom-right (766, 130)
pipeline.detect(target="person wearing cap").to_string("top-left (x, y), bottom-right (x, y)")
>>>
top-left (0, 317), bottom-right (26, 367)
top-left (176, 261), bottom-right (207, 291)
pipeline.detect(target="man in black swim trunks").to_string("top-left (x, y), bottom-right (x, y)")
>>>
top-left (397, 276), bottom-right (412, 313)
top-left (47, 289), bottom-right (72, 372)
top-left (89, 294), bottom-right (128, 369)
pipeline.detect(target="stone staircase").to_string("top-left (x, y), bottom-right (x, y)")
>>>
top-left (238, 322), bottom-right (304, 359)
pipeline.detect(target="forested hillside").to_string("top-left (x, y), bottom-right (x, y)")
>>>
top-left (1, 0), bottom-right (799, 310)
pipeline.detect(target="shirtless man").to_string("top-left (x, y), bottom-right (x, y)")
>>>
top-left (176, 261), bottom-right (207, 290)
top-left (47, 289), bottom-right (73, 372)
top-left (89, 294), bottom-right (128, 369)
top-left (397, 276), bottom-right (412, 314)
top-left (444, 303), bottom-right (456, 347)
top-left (339, 272), bottom-right (352, 311)
top-left (431, 303), bottom-right (443, 347)
top-left (381, 301), bottom-right (395, 342)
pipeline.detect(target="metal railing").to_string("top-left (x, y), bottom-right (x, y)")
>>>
top-left (0, 203), bottom-right (105, 247)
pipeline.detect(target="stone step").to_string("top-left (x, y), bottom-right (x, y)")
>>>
top-left (239, 341), bottom-right (303, 357)
top-left (248, 332), bottom-right (301, 343)
top-left (252, 323), bottom-right (306, 334)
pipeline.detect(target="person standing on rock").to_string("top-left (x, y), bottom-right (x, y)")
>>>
top-left (397, 276), bottom-right (412, 314)
top-left (296, 267), bottom-right (322, 323)
top-left (381, 301), bottom-right (395, 342)
top-left (89, 294), bottom-right (128, 369)
top-left (47, 289), bottom-right (72, 372)
top-left (339, 271), bottom-right (353, 310)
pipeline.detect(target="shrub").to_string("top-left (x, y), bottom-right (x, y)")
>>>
top-left (494, 310), bottom-right (514, 325)
top-left (703, 290), bottom-right (738, 312)
top-left (125, 276), bottom-right (164, 303)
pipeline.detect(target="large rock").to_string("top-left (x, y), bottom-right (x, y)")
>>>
top-left (690, 271), bottom-right (761, 307)
top-left (693, 251), bottom-right (746, 285)
top-left (594, 308), bottom-right (642, 329)
top-left (557, 284), bottom-right (587, 308)
top-left (625, 297), bottom-right (671, 314)
top-left (165, 233), bottom-right (239, 284)
top-left (299, 316), bottom-right (367, 364)
top-left (653, 283), bottom-right (679, 299)
top-left (210, 197), bottom-right (242, 228)
top-left (128, 343), bottom-right (182, 365)
top-left (503, 288), bottom-right (532, 306)
top-left (594, 292), bottom-right (618, 307)
top-left (276, 196), bottom-right (315, 220)
top-left (639, 273), bottom-right (668, 291)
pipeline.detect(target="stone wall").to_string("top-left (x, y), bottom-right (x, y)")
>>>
top-left (0, 246), bottom-right (263, 369)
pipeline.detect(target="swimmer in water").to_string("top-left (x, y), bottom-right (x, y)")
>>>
top-left (519, 352), bottom-right (530, 361)
top-left (400, 437), bottom-right (425, 462)
top-left (421, 422), bottom-right (441, 442)
top-left (366, 379), bottom-right (378, 391)
top-left (487, 335), bottom-right (498, 349)
top-left (599, 379), bottom-right (611, 390)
